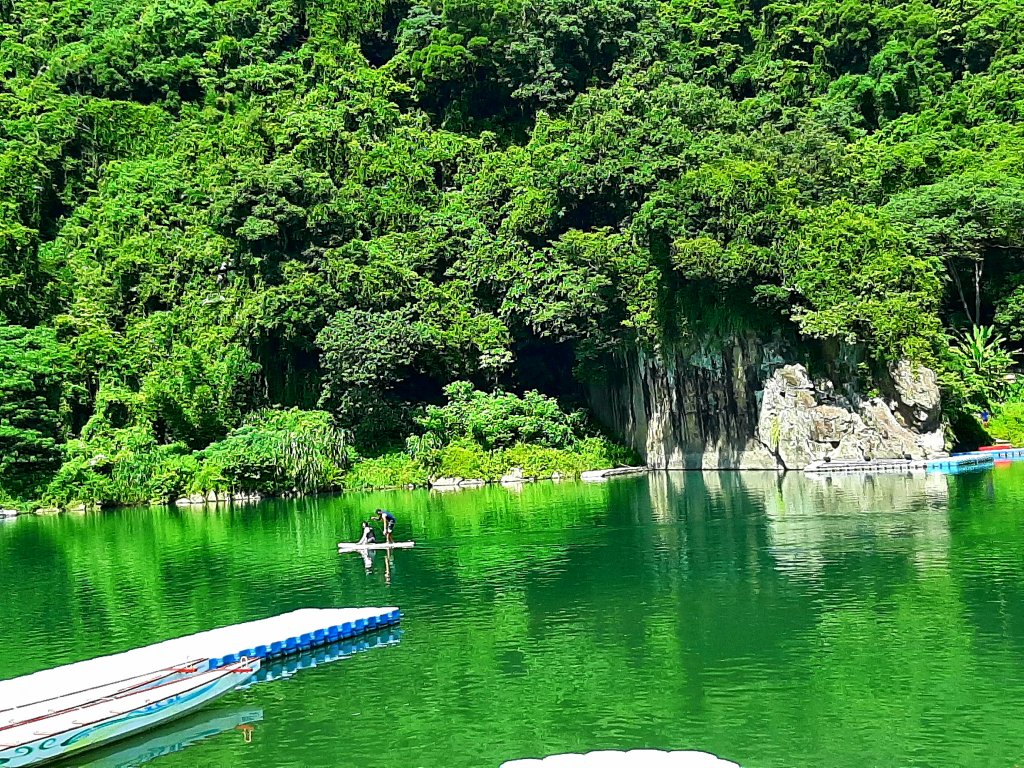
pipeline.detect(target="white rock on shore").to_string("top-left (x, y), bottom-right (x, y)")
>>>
top-left (581, 466), bottom-right (649, 482)
top-left (500, 467), bottom-right (532, 484)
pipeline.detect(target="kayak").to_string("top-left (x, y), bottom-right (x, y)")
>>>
top-left (337, 542), bottom-right (415, 552)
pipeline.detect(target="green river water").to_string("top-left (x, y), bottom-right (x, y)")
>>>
top-left (2, 467), bottom-right (1024, 768)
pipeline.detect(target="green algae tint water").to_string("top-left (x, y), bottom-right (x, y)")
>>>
top-left (3, 467), bottom-right (1024, 768)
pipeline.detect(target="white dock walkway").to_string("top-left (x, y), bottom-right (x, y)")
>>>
top-left (0, 607), bottom-right (399, 713)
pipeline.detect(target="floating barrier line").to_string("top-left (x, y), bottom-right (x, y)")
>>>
top-left (804, 453), bottom-right (999, 475)
top-left (804, 446), bottom-right (1024, 475)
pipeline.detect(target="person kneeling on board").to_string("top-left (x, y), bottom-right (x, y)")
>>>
top-left (357, 520), bottom-right (377, 546)
top-left (373, 508), bottom-right (396, 544)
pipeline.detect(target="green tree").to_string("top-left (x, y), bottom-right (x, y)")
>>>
top-left (0, 326), bottom-right (75, 500)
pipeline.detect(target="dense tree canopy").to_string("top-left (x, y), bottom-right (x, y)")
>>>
top-left (2, 0), bottom-right (1024, 502)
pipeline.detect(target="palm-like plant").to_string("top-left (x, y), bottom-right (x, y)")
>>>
top-left (955, 325), bottom-right (1014, 369)
top-left (952, 325), bottom-right (1017, 406)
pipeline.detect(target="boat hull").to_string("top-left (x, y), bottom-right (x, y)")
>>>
top-left (1, 661), bottom-right (209, 728)
top-left (74, 707), bottom-right (264, 768)
top-left (0, 661), bottom-right (257, 767)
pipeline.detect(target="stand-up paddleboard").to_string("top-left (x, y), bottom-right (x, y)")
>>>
top-left (337, 542), bottom-right (415, 552)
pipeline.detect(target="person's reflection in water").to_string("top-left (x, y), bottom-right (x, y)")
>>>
top-left (384, 550), bottom-right (393, 585)
top-left (359, 548), bottom-right (375, 573)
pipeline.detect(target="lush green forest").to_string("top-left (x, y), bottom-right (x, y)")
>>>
top-left (2, 0), bottom-right (1024, 507)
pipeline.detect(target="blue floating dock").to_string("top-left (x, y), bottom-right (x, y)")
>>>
top-left (804, 451), bottom-right (1011, 476)
top-left (0, 607), bottom-right (401, 716)
top-left (243, 627), bottom-right (402, 688)
top-left (924, 454), bottom-right (994, 472)
top-left (801, 444), bottom-right (1024, 477)
top-left (956, 447), bottom-right (1024, 461)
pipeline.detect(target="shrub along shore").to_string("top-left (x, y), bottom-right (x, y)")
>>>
top-left (6, 385), bottom-right (636, 515)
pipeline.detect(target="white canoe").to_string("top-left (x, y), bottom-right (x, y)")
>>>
top-left (337, 542), bottom-right (415, 552)
top-left (0, 659), bottom-right (257, 768)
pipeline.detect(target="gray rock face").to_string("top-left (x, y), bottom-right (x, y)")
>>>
top-left (757, 364), bottom-right (944, 469)
top-left (588, 336), bottom-right (784, 469)
top-left (589, 336), bottom-right (945, 470)
top-left (888, 359), bottom-right (942, 432)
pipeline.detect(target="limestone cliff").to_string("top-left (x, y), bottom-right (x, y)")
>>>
top-left (588, 336), bottom-right (945, 470)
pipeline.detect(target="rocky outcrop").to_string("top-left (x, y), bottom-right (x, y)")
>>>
top-left (580, 466), bottom-right (650, 482)
top-left (887, 359), bottom-right (943, 435)
top-left (588, 336), bottom-right (789, 469)
top-left (757, 364), bottom-right (944, 469)
top-left (589, 336), bottom-right (946, 470)
top-left (428, 477), bottom-right (488, 490)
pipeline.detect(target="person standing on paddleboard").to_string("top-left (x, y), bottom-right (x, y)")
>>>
top-left (373, 508), bottom-right (396, 544)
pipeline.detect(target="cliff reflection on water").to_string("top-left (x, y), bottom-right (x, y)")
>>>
top-left (645, 468), bottom-right (954, 580)
top-left (635, 466), bottom-right (1024, 767)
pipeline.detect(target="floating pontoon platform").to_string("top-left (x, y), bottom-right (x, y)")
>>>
top-left (804, 453), bottom-right (997, 475)
top-left (0, 607), bottom-right (400, 714)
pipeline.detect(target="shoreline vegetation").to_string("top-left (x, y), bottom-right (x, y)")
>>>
top-left (4, 0), bottom-right (1024, 513)
top-left (3, 384), bottom-right (639, 516)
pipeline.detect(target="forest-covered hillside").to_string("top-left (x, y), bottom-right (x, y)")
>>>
top-left (2, 0), bottom-right (1024, 506)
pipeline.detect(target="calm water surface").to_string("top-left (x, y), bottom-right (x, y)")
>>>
top-left (2, 467), bottom-right (1024, 768)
